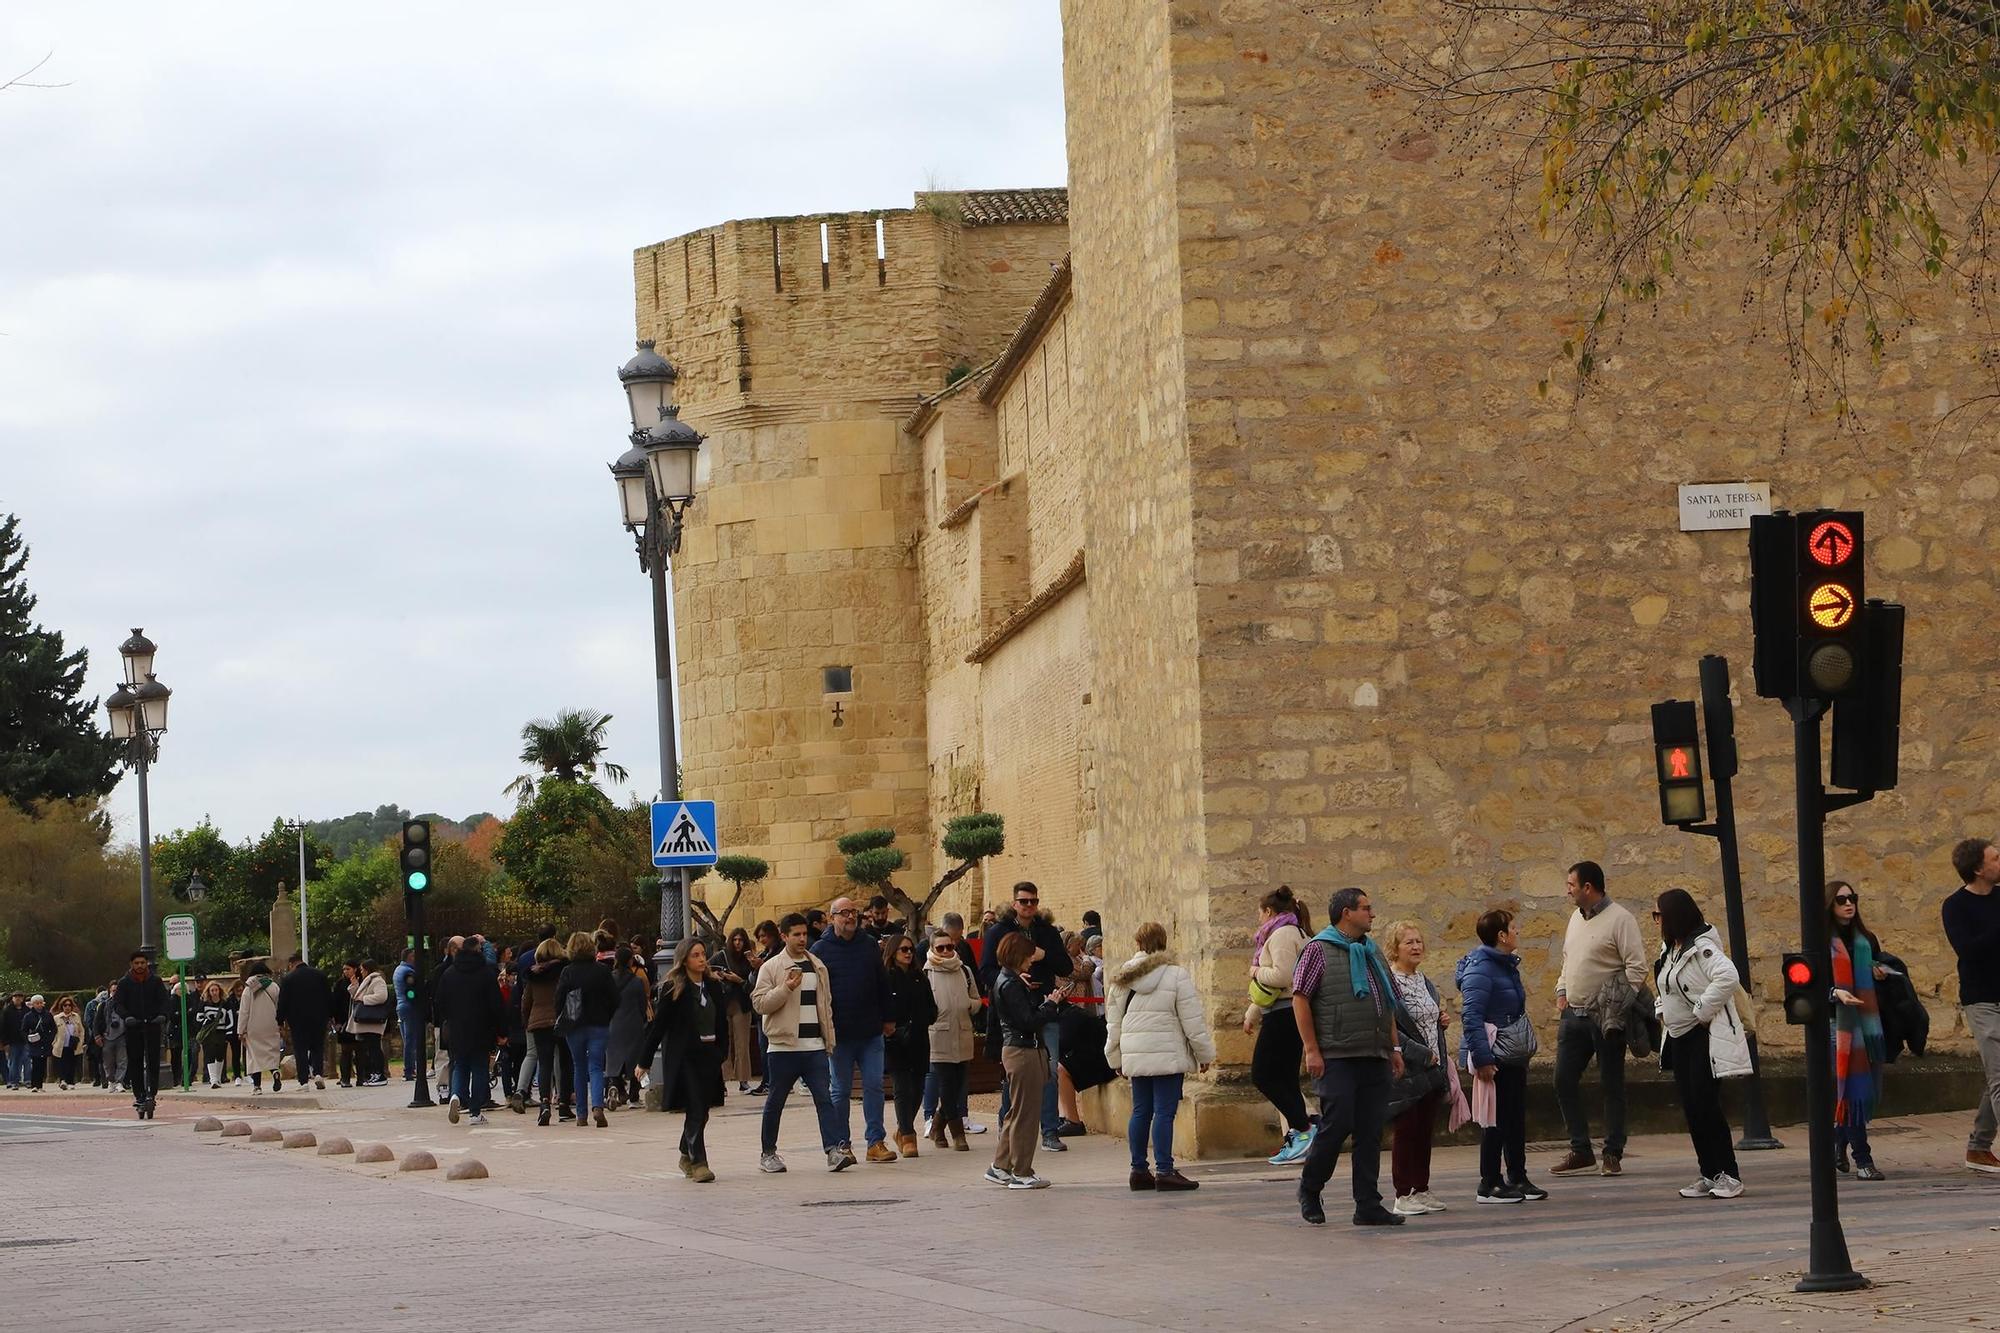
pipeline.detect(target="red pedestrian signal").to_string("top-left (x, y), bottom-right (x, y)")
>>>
top-left (1650, 700), bottom-right (1706, 826)
top-left (1665, 747), bottom-right (1692, 779)
top-left (1784, 959), bottom-right (1812, 986)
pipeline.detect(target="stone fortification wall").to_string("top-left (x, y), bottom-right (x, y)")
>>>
top-left (1070, 0), bottom-right (1999, 1078)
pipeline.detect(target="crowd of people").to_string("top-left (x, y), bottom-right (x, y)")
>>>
top-left (9, 836), bottom-right (1997, 1223)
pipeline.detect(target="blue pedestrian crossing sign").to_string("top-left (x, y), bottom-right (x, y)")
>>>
top-left (651, 800), bottom-right (719, 868)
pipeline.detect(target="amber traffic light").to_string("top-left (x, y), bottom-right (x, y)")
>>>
top-left (1795, 510), bottom-right (1864, 698)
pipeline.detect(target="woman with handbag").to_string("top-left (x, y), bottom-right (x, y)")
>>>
top-left (1383, 920), bottom-right (1451, 1214)
top-left (348, 960), bottom-right (391, 1085)
top-left (194, 982), bottom-right (235, 1088)
top-left (638, 939), bottom-right (732, 1181)
top-left (1828, 881), bottom-right (1889, 1179)
top-left (1244, 885), bottom-right (1315, 1165)
top-left (882, 932), bottom-right (938, 1158)
top-left (239, 963), bottom-right (284, 1093)
top-left (1105, 921), bottom-right (1217, 1192)
top-left (923, 931), bottom-right (981, 1150)
top-left (718, 927), bottom-right (759, 1092)
top-left (1653, 889), bottom-right (1749, 1200)
top-left (1455, 909), bottom-right (1545, 1205)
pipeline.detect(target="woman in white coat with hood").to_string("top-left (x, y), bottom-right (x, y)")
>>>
top-left (1105, 922), bottom-right (1217, 1193)
top-left (1653, 889), bottom-right (1750, 1200)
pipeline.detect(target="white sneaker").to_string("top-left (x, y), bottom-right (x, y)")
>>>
top-left (1708, 1172), bottom-right (1744, 1199)
top-left (983, 1166), bottom-right (1016, 1186)
top-left (921, 1115), bottom-right (934, 1137)
top-left (447, 1096), bottom-right (462, 1124)
top-left (1392, 1193), bottom-right (1428, 1216)
top-left (1678, 1176), bottom-right (1714, 1198)
top-left (315, 1076), bottom-right (325, 1090)
top-left (758, 1152), bottom-right (786, 1173)
top-left (966, 1119), bottom-right (989, 1134)
top-left (466, 1113), bottom-right (488, 1126)
top-left (1007, 1172), bottom-right (1051, 1189)
top-left (1416, 1190), bottom-right (1448, 1212)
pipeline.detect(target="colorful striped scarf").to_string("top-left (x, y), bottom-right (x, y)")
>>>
top-left (1831, 932), bottom-right (1884, 1127)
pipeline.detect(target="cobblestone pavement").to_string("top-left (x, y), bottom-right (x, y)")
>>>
top-left (3, 1081), bottom-right (1994, 1331)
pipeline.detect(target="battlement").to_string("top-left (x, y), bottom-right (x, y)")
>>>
top-left (634, 190), bottom-right (1069, 422)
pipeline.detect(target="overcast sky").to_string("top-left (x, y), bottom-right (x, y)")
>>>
top-left (1, 3), bottom-right (1067, 847)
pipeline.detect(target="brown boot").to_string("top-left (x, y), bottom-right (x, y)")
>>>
top-left (928, 1119), bottom-right (949, 1148)
top-left (1549, 1149), bottom-right (1596, 1175)
top-left (950, 1120), bottom-right (970, 1152)
top-left (898, 1132), bottom-right (920, 1158)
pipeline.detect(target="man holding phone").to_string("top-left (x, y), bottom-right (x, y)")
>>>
top-left (751, 913), bottom-right (847, 1173)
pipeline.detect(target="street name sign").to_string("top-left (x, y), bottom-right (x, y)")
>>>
top-left (651, 800), bottom-right (719, 868)
top-left (1678, 482), bottom-right (1772, 531)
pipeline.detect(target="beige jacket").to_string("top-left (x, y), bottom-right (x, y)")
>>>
top-left (346, 972), bottom-right (389, 1036)
top-left (923, 950), bottom-right (982, 1063)
top-left (1246, 921), bottom-right (1307, 1026)
top-left (751, 951), bottom-right (837, 1053)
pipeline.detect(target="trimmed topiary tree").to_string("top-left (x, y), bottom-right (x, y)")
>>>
top-left (837, 813), bottom-right (1004, 936)
top-left (689, 854), bottom-right (768, 947)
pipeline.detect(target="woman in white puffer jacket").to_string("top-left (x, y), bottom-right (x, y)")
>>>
top-left (1653, 888), bottom-right (1750, 1201)
top-left (1105, 922), bottom-right (1217, 1193)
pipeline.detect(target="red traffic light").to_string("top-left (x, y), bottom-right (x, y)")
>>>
top-left (1784, 959), bottom-right (1813, 986)
top-left (1806, 519), bottom-right (1856, 567)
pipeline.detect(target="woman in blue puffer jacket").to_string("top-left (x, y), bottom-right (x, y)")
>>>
top-left (1454, 909), bottom-right (1545, 1205)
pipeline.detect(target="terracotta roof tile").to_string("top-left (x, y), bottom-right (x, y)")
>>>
top-left (918, 188), bottom-right (1069, 227)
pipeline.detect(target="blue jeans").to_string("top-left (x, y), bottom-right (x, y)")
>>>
top-left (448, 1047), bottom-right (491, 1115)
top-left (1129, 1072), bottom-right (1185, 1172)
top-left (921, 1063), bottom-right (973, 1121)
top-left (565, 1025), bottom-right (609, 1113)
top-left (828, 1032), bottom-right (886, 1148)
top-left (762, 1049), bottom-right (844, 1154)
top-left (996, 1026), bottom-right (1061, 1134)
top-left (4, 1044), bottom-right (24, 1085)
top-left (397, 1007), bottom-right (420, 1078)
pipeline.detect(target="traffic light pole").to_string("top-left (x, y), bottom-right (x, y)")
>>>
top-left (1785, 698), bottom-right (1864, 1293)
top-left (404, 887), bottom-right (434, 1109)
top-left (1692, 656), bottom-right (1780, 1150)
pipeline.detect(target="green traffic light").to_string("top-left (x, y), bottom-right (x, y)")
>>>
top-left (407, 871), bottom-right (428, 891)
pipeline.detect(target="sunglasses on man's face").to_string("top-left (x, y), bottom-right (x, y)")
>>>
top-left (1833, 894), bottom-right (1858, 905)
top-left (1015, 898), bottom-right (1038, 907)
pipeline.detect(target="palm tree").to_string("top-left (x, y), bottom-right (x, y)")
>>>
top-left (503, 708), bottom-right (630, 801)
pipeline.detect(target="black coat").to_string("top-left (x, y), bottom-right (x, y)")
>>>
top-left (553, 959), bottom-right (619, 1029)
top-left (0, 1002), bottom-right (22, 1044)
top-left (639, 976), bottom-right (731, 1112)
top-left (277, 964), bottom-right (332, 1034)
top-left (113, 972), bottom-right (171, 1025)
top-left (992, 970), bottom-right (1064, 1050)
top-left (432, 952), bottom-right (506, 1057)
top-left (884, 965), bottom-right (937, 1068)
top-left (1876, 950), bottom-right (1930, 1063)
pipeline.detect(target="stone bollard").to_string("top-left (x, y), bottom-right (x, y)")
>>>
top-left (220, 1121), bottom-right (253, 1137)
top-left (316, 1136), bottom-right (354, 1156)
top-left (282, 1131), bottom-right (317, 1149)
top-left (397, 1150), bottom-right (438, 1172)
top-left (445, 1158), bottom-right (488, 1181)
top-left (354, 1143), bottom-right (395, 1163)
top-left (193, 1116), bottom-right (225, 1133)
top-left (248, 1126), bottom-right (284, 1143)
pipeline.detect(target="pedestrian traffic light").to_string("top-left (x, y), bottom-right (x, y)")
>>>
top-left (400, 819), bottom-right (431, 892)
top-left (1831, 600), bottom-right (1906, 793)
top-left (1748, 512), bottom-right (1799, 699)
top-left (1781, 951), bottom-right (1824, 1025)
top-left (1794, 510), bottom-right (1865, 699)
top-left (1650, 699), bottom-right (1707, 826)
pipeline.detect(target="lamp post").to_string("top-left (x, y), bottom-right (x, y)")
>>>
top-left (610, 339), bottom-right (704, 980)
top-left (104, 629), bottom-right (172, 958)
top-left (284, 819), bottom-right (310, 964)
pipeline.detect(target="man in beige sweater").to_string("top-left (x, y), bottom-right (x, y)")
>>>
top-left (1551, 861), bottom-right (1649, 1176)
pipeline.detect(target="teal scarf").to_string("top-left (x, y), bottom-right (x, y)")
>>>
top-left (1313, 926), bottom-right (1398, 1008)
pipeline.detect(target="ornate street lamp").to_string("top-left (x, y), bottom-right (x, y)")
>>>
top-left (609, 341), bottom-right (706, 1033)
top-left (108, 628), bottom-right (172, 957)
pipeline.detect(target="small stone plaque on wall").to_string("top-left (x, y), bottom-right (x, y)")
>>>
top-left (1677, 482), bottom-right (1772, 531)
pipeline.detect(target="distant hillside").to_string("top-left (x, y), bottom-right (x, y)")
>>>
top-left (306, 804), bottom-right (498, 858)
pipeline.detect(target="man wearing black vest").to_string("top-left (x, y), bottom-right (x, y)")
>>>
top-left (1292, 887), bottom-right (1405, 1228)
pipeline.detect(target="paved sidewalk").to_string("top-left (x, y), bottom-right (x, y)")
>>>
top-left (5, 1077), bottom-right (1995, 1330)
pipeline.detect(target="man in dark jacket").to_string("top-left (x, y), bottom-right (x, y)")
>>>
top-left (432, 935), bottom-right (505, 1124)
top-left (276, 954), bottom-right (333, 1090)
top-left (112, 952), bottom-right (172, 1111)
top-left (1292, 887), bottom-right (1406, 1228)
top-left (1, 992), bottom-right (25, 1088)
top-left (978, 882), bottom-right (1074, 1151)
top-left (813, 898), bottom-right (895, 1165)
